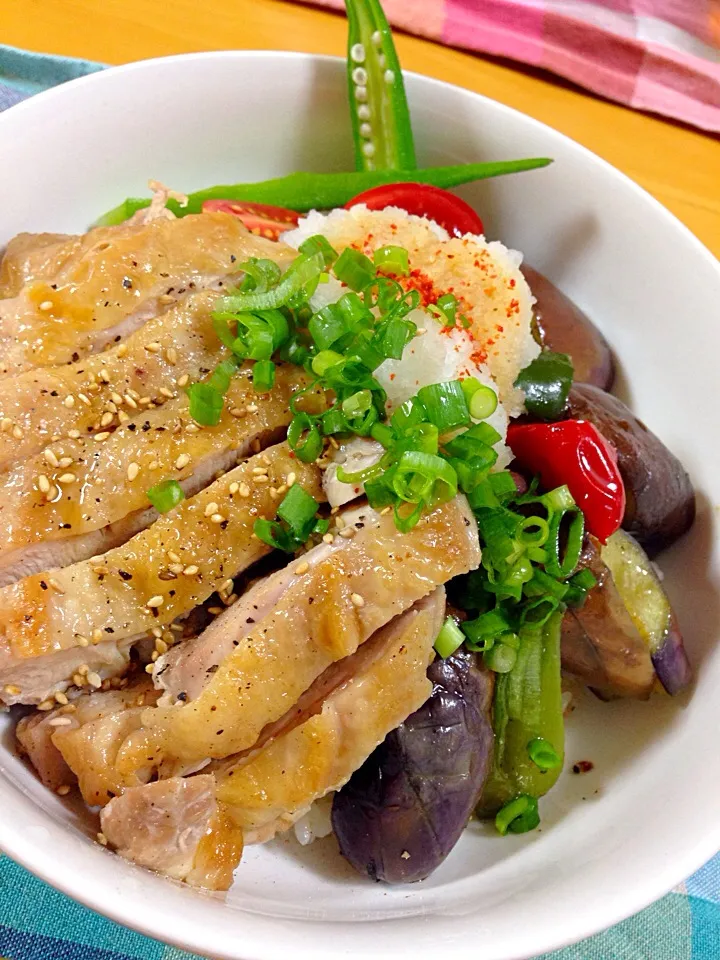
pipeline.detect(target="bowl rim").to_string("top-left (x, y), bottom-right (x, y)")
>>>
top-left (0, 46), bottom-right (719, 960)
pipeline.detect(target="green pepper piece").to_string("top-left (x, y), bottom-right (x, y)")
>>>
top-left (477, 610), bottom-right (565, 816)
top-left (95, 159), bottom-right (552, 225)
top-left (514, 349), bottom-right (574, 420)
top-left (345, 0), bottom-right (416, 171)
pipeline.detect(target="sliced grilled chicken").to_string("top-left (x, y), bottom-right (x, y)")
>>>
top-left (101, 775), bottom-right (243, 890)
top-left (0, 212), bottom-right (294, 375)
top-left (16, 706), bottom-right (76, 792)
top-left (136, 496), bottom-right (478, 770)
top-left (214, 590), bottom-right (442, 844)
top-left (0, 445), bottom-right (321, 705)
top-left (0, 232), bottom-right (76, 297)
top-left (0, 290), bottom-right (226, 469)
top-left (17, 677), bottom-right (159, 803)
top-left (0, 366), bottom-right (307, 586)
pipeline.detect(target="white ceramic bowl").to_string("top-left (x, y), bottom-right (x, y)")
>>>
top-left (0, 51), bottom-right (719, 960)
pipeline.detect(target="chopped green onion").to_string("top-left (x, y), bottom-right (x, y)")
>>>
top-left (483, 639), bottom-right (518, 674)
top-left (287, 414), bottom-right (323, 463)
top-left (527, 737), bottom-right (562, 771)
top-left (253, 360), bottom-right (276, 393)
top-left (434, 616), bottom-right (465, 659)
top-left (391, 396), bottom-right (427, 433)
top-left (253, 518), bottom-right (297, 553)
top-left (427, 293), bottom-right (459, 326)
top-left (187, 382), bottom-right (224, 426)
top-left (495, 795), bottom-right (540, 836)
top-left (373, 245), bottom-right (410, 276)
top-left (514, 350), bottom-right (574, 420)
top-left (333, 247), bottom-right (376, 291)
top-left (416, 381), bottom-right (470, 433)
top-left (335, 291), bottom-right (374, 329)
top-left (570, 568), bottom-right (597, 591)
top-left (370, 422), bottom-right (395, 447)
top-left (542, 484), bottom-right (575, 513)
top-left (207, 357), bottom-right (239, 394)
top-left (518, 515), bottom-right (549, 546)
top-left (462, 609), bottom-right (511, 649)
top-left (392, 450), bottom-right (457, 504)
top-left (462, 379), bottom-right (499, 420)
top-left (237, 257), bottom-right (282, 293)
top-left (147, 479), bottom-right (185, 514)
top-left (298, 234), bottom-right (338, 268)
top-left (545, 506), bottom-right (584, 579)
top-left (277, 484), bottom-right (321, 540)
top-left (342, 389), bottom-right (373, 420)
top-left (322, 407), bottom-right (350, 436)
top-left (311, 349), bottom-right (345, 377)
top-left (218, 250), bottom-right (325, 313)
top-left (376, 315), bottom-right (416, 360)
top-left (309, 304), bottom-right (349, 351)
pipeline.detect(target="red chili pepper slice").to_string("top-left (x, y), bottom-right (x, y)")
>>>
top-left (345, 183), bottom-right (484, 238)
top-left (201, 199), bottom-right (300, 240)
top-left (507, 419), bottom-right (625, 544)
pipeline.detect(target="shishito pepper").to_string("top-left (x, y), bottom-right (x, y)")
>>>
top-left (478, 611), bottom-right (565, 819)
top-left (345, 0), bottom-right (416, 171)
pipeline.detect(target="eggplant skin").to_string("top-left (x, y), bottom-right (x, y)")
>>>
top-left (568, 384), bottom-right (695, 556)
top-left (332, 651), bottom-right (494, 884)
top-left (522, 265), bottom-right (614, 390)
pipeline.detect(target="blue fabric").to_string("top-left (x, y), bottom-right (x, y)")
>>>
top-left (1, 41), bottom-right (719, 960)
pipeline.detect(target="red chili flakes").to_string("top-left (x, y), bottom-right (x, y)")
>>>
top-left (496, 324), bottom-right (505, 334)
top-left (505, 298), bottom-right (520, 319)
top-left (572, 760), bottom-right (594, 774)
top-left (389, 373), bottom-right (396, 381)
top-left (470, 346), bottom-right (488, 365)
top-left (509, 278), bottom-right (516, 288)
top-left (399, 268), bottom-right (444, 308)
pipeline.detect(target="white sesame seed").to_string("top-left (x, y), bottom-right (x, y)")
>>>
top-left (168, 563), bottom-right (184, 575)
top-left (58, 457), bottom-right (74, 469)
top-left (39, 300), bottom-right (54, 311)
top-left (159, 387), bottom-right (174, 399)
top-left (76, 635), bottom-right (90, 647)
top-left (238, 483), bottom-right (250, 498)
top-left (228, 482), bottom-right (239, 495)
top-left (0, 418), bottom-right (12, 433)
top-left (295, 561), bottom-right (309, 575)
top-left (253, 475), bottom-right (269, 484)
top-left (177, 374), bottom-right (190, 388)
top-left (92, 629), bottom-right (103, 643)
top-left (77, 393), bottom-right (91, 406)
top-left (335, 515), bottom-right (346, 530)
top-left (93, 431), bottom-right (110, 442)
top-left (54, 691), bottom-right (69, 705)
top-left (145, 663), bottom-right (155, 674)
top-left (110, 392), bottom-right (124, 406)
top-left (67, 429), bottom-right (81, 439)
top-left (351, 593), bottom-right (365, 607)
top-left (124, 394), bottom-right (138, 409)
top-left (43, 448), bottom-right (60, 467)
top-left (139, 396), bottom-right (152, 406)
top-left (97, 832), bottom-right (108, 846)
top-left (210, 513), bottom-right (226, 524)
top-left (48, 578), bottom-right (65, 593)
top-left (155, 638), bottom-right (169, 655)
top-left (12, 425), bottom-right (23, 440)
top-left (151, 626), bottom-right (163, 638)
top-left (116, 343), bottom-right (128, 358)
top-left (58, 473), bottom-right (76, 484)
top-left (165, 347), bottom-right (178, 365)
top-left (127, 389), bottom-right (141, 400)
top-left (149, 460), bottom-right (159, 470)
top-left (3, 684), bottom-right (21, 696)
top-left (229, 407), bottom-right (246, 418)
top-left (146, 595), bottom-right (164, 608)
top-left (98, 368), bottom-right (110, 383)
top-left (48, 716), bottom-right (73, 727)
top-left (87, 672), bottom-right (102, 689)
top-left (118, 411), bottom-right (130, 423)
top-left (246, 403), bottom-right (258, 414)
top-left (100, 412), bottom-right (114, 427)
top-left (56, 784), bottom-right (72, 796)
top-left (380, 506), bottom-right (392, 515)
top-left (252, 466), bottom-right (269, 475)
top-left (185, 422), bottom-right (199, 433)
top-left (322, 533), bottom-right (335, 544)
top-left (175, 453), bottom-right (191, 470)
top-left (182, 565), bottom-right (199, 576)
top-left (127, 462), bottom-right (140, 481)
top-left (339, 526), bottom-right (356, 538)
top-left (145, 342), bottom-right (162, 353)
top-left (208, 606), bottom-right (224, 616)
top-left (37, 700), bottom-right (55, 711)
top-left (38, 474), bottom-right (50, 494)
top-left (204, 501), bottom-right (219, 517)
top-left (167, 551), bottom-right (181, 564)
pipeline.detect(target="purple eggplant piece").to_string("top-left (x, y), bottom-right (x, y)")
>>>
top-left (601, 531), bottom-right (692, 696)
top-left (568, 384), bottom-right (695, 556)
top-left (332, 650), bottom-right (494, 884)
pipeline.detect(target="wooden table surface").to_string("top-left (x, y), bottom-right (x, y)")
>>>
top-left (5, 0), bottom-right (720, 256)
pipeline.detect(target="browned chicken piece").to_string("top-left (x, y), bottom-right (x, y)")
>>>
top-left (0, 232), bottom-right (76, 297)
top-left (101, 775), bottom-right (243, 890)
top-left (126, 496), bottom-right (478, 772)
top-left (0, 290), bottom-right (226, 469)
top-left (17, 677), bottom-right (159, 804)
top-left (16, 706), bottom-right (76, 792)
top-left (0, 445), bottom-right (321, 705)
top-left (0, 212), bottom-right (294, 375)
top-left (0, 366), bottom-right (308, 587)
top-left (213, 589), bottom-right (444, 845)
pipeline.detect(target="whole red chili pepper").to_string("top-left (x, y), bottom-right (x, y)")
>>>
top-left (507, 419), bottom-right (625, 543)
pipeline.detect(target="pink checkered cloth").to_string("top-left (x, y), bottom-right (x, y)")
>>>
top-left (300, 0), bottom-right (720, 132)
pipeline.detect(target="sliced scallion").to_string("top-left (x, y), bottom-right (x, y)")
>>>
top-left (434, 616), bottom-right (465, 659)
top-left (373, 245), bottom-right (410, 276)
top-left (253, 360), bottom-right (276, 393)
top-left (527, 737), bottom-right (562, 771)
top-left (333, 247), bottom-right (376, 291)
top-left (495, 795), bottom-right (540, 836)
top-left (147, 479), bottom-right (185, 514)
top-left (416, 380), bottom-right (470, 433)
top-left (187, 382), bottom-right (224, 426)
